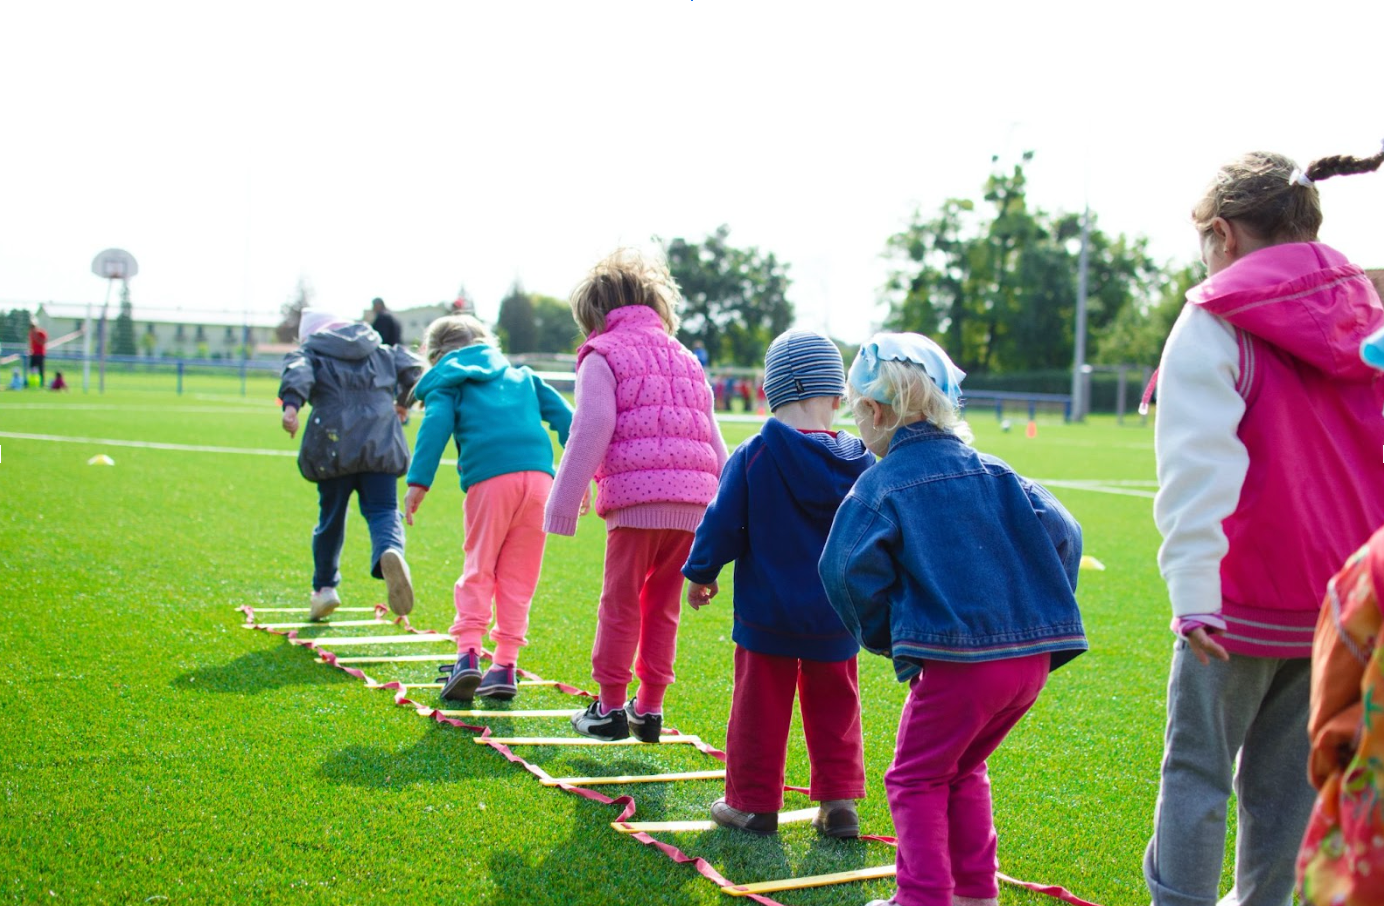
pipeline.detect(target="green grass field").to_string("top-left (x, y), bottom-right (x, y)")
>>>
top-left (0, 378), bottom-right (1208, 905)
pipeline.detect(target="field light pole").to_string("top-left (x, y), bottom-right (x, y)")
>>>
top-left (1070, 207), bottom-right (1091, 421)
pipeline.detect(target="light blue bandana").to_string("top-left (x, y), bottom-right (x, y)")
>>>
top-left (848, 333), bottom-right (966, 407)
top-left (1362, 324), bottom-right (1384, 370)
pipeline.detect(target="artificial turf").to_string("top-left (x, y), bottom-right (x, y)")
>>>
top-left (0, 375), bottom-right (1234, 905)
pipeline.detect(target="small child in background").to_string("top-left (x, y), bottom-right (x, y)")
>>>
top-left (7, 370), bottom-right (22, 390)
top-left (683, 329), bottom-right (874, 838)
top-left (403, 314), bottom-right (573, 702)
top-left (1145, 147), bottom-right (1384, 906)
top-left (544, 248), bottom-right (728, 741)
top-left (279, 309), bottom-right (423, 621)
top-left (820, 333), bottom-right (1086, 906)
top-left (49, 371), bottom-right (67, 392)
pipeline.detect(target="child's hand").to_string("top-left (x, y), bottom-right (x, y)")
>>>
top-left (394, 403), bottom-right (409, 423)
top-left (282, 406), bottom-right (299, 438)
top-left (579, 483), bottom-right (594, 516)
top-left (404, 486), bottom-right (427, 526)
top-left (1186, 626), bottom-right (1229, 666)
top-left (687, 582), bottom-right (718, 610)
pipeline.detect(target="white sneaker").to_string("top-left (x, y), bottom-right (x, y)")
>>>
top-left (379, 549), bottom-right (413, 616)
top-left (309, 587), bottom-right (341, 621)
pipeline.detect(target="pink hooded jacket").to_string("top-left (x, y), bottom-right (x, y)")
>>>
top-left (1192, 242), bottom-right (1384, 656)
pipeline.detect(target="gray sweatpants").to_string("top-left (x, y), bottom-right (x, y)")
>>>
top-left (1144, 641), bottom-right (1313, 906)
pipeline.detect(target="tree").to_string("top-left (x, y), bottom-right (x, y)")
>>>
top-left (884, 153), bottom-right (1164, 373)
top-left (1093, 263), bottom-right (1197, 367)
top-left (110, 280), bottom-right (137, 356)
top-left (496, 283), bottom-right (538, 353)
top-left (276, 278), bottom-right (314, 343)
top-left (664, 225), bottom-right (794, 366)
top-left (532, 294), bottom-right (579, 353)
top-left (1, 308), bottom-right (32, 347)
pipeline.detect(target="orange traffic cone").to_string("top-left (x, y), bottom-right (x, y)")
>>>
top-left (1025, 420), bottom-right (1037, 438)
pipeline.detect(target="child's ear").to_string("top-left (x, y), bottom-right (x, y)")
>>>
top-left (830, 396), bottom-right (842, 411)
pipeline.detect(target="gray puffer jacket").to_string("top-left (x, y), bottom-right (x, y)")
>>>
top-left (278, 323), bottom-right (424, 482)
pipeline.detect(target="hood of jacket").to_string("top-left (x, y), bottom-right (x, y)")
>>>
top-left (1189, 241), bottom-right (1382, 381)
top-left (760, 417), bottom-right (874, 521)
top-left (303, 322), bottom-right (382, 361)
top-left (413, 344), bottom-right (511, 401)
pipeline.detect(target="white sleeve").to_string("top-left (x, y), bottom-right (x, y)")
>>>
top-left (1153, 304), bottom-right (1248, 619)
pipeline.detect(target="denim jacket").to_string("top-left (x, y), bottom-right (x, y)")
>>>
top-left (819, 422), bottom-right (1087, 681)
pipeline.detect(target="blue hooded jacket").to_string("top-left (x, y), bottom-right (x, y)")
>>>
top-left (406, 344), bottom-right (573, 491)
top-left (683, 417), bottom-right (874, 661)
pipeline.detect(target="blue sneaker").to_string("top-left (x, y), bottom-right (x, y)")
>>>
top-left (439, 649), bottom-right (482, 702)
top-left (476, 664), bottom-right (518, 701)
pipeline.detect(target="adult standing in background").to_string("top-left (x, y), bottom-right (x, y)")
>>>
top-left (371, 298), bottom-right (402, 348)
top-left (27, 320), bottom-right (47, 388)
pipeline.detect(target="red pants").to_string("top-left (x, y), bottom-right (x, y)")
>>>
top-left (886, 654), bottom-right (1049, 906)
top-left (591, 527), bottom-right (693, 711)
top-left (724, 645), bottom-right (867, 813)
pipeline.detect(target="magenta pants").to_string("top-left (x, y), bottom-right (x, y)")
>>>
top-left (450, 471), bottom-right (552, 666)
top-left (591, 527), bottom-right (693, 712)
top-left (886, 654), bottom-right (1049, 906)
top-left (725, 645), bottom-right (866, 813)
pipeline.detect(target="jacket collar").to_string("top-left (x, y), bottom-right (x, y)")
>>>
top-left (887, 420), bottom-right (961, 454)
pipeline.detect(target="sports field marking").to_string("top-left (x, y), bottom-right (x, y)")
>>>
top-left (0, 403), bottom-right (271, 414)
top-left (477, 735), bottom-right (704, 746)
top-left (0, 431), bottom-right (298, 457)
top-left (541, 769), bottom-right (727, 787)
top-left (722, 864), bottom-right (898, 896)
top-left (614, 807), bottom-right (819, 834)
top-left (1038, 478), bottom-right (1157, 499)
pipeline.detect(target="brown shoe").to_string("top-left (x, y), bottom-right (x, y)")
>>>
top-left (710, 798), bottom-right (778, 836)
top-left (812, 799), bottom-right (860, 838)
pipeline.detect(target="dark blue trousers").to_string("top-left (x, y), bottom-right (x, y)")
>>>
top-left (312, 472), bottom-right (405, 590)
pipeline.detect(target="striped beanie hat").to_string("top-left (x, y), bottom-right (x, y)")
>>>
top-left (762, 329), bottom-right (845, 412)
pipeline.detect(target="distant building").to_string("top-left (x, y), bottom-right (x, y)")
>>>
top-left (361, 297), bottom-right (481, 349)
top-left (33, 302), bottom-right (277, 359)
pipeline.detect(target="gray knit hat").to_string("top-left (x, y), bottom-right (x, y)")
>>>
top-left (762, 329), bottom-right (846, 412)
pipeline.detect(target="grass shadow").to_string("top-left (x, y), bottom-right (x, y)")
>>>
top-left (169, 645), bottom-right (354, 694)
top-left (317, 720), bottom-right (499, 788)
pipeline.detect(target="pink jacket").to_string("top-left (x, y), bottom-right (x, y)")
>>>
top-left (1194, 242), bottom-right (1384, 656)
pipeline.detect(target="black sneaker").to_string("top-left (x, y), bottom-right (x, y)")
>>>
top-left (439, 650), bottom-right (482, 702)
top-left (624, 700), bottom-right (662, 743)
top-left (570, 700), bottom-right (629, 740)
top-left (710, 798), bottom-right (778, 836)
top-left (811, 799), bottom-right (860, 838)
top-left (476, 664), bottom-right (518, 701)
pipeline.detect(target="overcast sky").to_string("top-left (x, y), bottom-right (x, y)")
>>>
top-left (2, 1), bottom-right (1381, 342)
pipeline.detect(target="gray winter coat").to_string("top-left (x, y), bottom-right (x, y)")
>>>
top-left (278, 323), bottom-right (424, 482)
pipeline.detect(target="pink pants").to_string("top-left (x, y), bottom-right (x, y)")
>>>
top-left (725, 645), bottom-right (866, 813)
top-left (591, 527), bottom-right (693, 712)
top-left (886, 654), bottom-right (1049, 906)
top-left (450, 471), bottom-right (552, 666)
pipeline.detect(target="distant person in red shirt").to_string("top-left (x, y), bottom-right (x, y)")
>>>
top-left (28, 321), bottom-right (47, 387)
top-left (50, 371), bottom-right (68, 392)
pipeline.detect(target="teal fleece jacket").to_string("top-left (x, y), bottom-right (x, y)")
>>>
top-left (406, 344), bottom-right (574, 492)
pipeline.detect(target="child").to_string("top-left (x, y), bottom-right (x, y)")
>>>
top-left (544, 248), bottom-right (728, 741)
top-left (49, 371), bottom-right (67, 392)
top-left (1144, 148), bottom-right (1384, 906)
top-left (403, 314), bottom-right (574, 702)
top-left (683, 329), bottom-right (874, 837)
top-left (279, 308), bottom-right (424, 621)
top-left (819, 333), bottom-right (1086, 906)
top-left (7, 370), bottom-right (21, 391)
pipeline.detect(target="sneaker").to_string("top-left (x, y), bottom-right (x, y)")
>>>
top-left (624, 700), bottom-right (663, 743)
top-left (378, 549), bottom-right (413, 616)
top-left (710, 798), bottom-right (778, 836)
top-left (476, 664), bottom-right (518, 701)
top-left (812, 799), bottom-right (860, 839)
top-left (570, 700), bottom-right (629, 740)
top-left (439, 650), bottom-right (482, 702)
top-left (309, 587), bottom-right (340, 621)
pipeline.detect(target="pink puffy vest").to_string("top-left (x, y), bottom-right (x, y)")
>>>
top-left (1194, 243), bottom-right (1384, 657)
top-left (576, 306), bottom-right (721, 515)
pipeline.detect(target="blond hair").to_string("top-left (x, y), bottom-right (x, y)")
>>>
top-left (1192, 148), bottom-right (1384, 244)
top-left (420, 314), bottom-right (494, 365)
top-left (848, 358), bottom-right (972, 446)
top-left (569, 248), bottom-right (681, 337)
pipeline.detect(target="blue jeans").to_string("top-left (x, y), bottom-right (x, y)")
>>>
top-left (312, 472), bottom-right (405, 590)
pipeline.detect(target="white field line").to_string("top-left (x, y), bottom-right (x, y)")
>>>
top-left (0, 429), bottom-right (464, 466)
top-left (0, 403), bottom-right (272, 414)
top-left (1038, 479), bottom-right (1157, 499)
